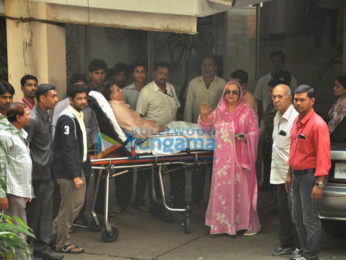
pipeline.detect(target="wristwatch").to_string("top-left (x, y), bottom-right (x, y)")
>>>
top-left (315, 182), bottom-right (324, 188)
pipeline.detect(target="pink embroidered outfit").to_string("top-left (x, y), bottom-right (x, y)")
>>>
top-left (199, 81), bottom-right (261, 235)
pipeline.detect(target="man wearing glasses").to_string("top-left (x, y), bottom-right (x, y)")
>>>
top-left (270, 84), bottom-right (299, 258)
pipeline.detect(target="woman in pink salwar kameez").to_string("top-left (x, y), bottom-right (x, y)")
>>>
top-left (199, 81), bottom-right (261, 236)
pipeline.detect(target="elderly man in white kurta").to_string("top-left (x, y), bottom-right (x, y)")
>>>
top-left (270, 84), bottom-right (299, 258)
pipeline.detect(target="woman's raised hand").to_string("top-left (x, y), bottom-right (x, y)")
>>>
top-left (200, 102), bottom-right (211, 116)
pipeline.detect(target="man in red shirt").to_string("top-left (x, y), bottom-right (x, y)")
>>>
top-left (285, 85), bottom-right (331, 260)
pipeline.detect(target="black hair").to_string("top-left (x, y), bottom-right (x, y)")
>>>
top-left (0, 80), bottom-right (15, 96)
top-left (114, 63), bottom-right (128, 73)
top-left (201, 54), bottom-right (217, 66)
top-left (6, 102), bottom-right (26, 122)
top-left (295, 84), bottom-right (315, 98)
top-left (131, 60), bottom-right (147, 72)
top-left (336, 75), bottom-right (346, 89)
top-left (100, 82), bottom-right (115, 101)
top-left (230, 70), bottom-right (248, 85)
top-left (270, 50), bottom-right (285, 62)
top-left (268, 79), bottom-right (290, 88)
top-left (273, 70), bottom-right (291, 82)
top-left (70, 73), bottom-right (87, 85)
top-left (36, 84), bottom-right (56, 102)
top-left (20, 74), bottom-right (38, 87)
top-left (67, 83), bottom-right (87, 99)
top-left (88, 59), bottom-right (108, 72)
top-left (153, 61), bottom-right (170, 71)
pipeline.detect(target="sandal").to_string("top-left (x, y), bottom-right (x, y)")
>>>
top-left (243, 229), bottom-right (258, 236)
top-left (60, 244), bottom-right (84, 254)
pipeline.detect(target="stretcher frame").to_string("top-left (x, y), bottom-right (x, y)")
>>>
top-left (86, 92), bottom-right (214, 241)
top-left (90, 149), bottom-right (214, 241)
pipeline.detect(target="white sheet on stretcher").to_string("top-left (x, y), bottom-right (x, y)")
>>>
top-left (89, 91), bottom-right (215, 155)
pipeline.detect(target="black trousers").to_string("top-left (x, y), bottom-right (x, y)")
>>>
top-left (150, 165), bottom-right (186, 210)
top-left (277, 184), bottom-right (299, 249)
top-left (191, 165), bottom-right (206, 203)
top-left (115, 171), bottom-right (133, 208)
top-left (133, 168), bottom-right (151, 206)
top-left (27, 179), bottom-right (55, 250)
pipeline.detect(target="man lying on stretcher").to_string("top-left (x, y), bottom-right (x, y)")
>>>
top-left (100, 82), bottom-right (166, 140)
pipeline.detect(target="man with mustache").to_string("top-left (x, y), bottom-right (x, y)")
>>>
top-left (19, 74), bottom-right (38, 110)
top-left (285, 85), bottom-right (331, 260)
top-left (0, 80), bottom-right (14, 130)
top-left (52, 84), bottom-right (91, 254)
top-left (136, 62), bottom-right (184, 218)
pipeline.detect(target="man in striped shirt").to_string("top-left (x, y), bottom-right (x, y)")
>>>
top-left (0, 102), bottom-right (34, 260)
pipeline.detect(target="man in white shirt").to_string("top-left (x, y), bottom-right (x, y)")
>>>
top-left (137, 62), bottom-right (180, 125)
top-left (270, 84), bottom-right (299, 258)
top-left (184, 55), bottom-right (225, 123)
top-left (254, 50), bottom-right (297, 125)
top-left (184, 55), bottom-right (225, 203)
top-left (0, 102), bottom-right (34, 260)
top-left (136, 62), bottom-right (184, 216)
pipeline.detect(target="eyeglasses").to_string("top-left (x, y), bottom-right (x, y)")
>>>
top-left (224, 89), bottom-right (239, 96)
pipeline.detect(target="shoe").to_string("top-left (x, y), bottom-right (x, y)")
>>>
top-left (113, 203), bottom-right (125, 213)
top-left (295, 257), bottom-right (307, 260)
top-left (289, 248), bottom-right (302, 260)
top-left (243, 229), bottom-right (258, 236)
top-left (74, 216), bottom-right (89, 226)
top-left (272, 246), bottom-right (293, 256)
top-left (132, 203), bottom-right (149, 213)
top-left (48, 237), bottom-right (56, 251)
top-left (108, 210), bottom-right (117, 217)
top-left (69, 227), bottom-right (76, 233)
top-left (34, 248), bottom-right (64, 259)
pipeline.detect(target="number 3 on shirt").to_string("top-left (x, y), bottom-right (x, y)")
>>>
top-left (64, 125), bottom-right (70, 135)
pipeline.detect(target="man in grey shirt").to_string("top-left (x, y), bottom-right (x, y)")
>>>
top-left (122, 61), bottom-right (149, 211)
top-left (123, 61), bottom-right (147, 110)
top-left (184, 55), bottom-right (225, 203)
top-left (25, 84), bottom-right (63, 260)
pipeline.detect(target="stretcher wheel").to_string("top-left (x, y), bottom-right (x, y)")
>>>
top-left (101, 225), bottom-right (119, 242)
top-left (183, 216), bottom-right (191, 234)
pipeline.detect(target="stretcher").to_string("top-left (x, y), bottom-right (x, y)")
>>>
top-left (87, 91), bottom-right (214, 242)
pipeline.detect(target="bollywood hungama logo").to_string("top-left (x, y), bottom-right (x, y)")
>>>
top-left (126, 126), bottom-right (216, 155)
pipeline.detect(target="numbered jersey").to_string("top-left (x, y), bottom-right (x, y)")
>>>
top-left (52, 110), bottom-right (91, 180)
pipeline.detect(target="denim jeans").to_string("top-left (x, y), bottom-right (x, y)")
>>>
top-left (291, 170), bottom-right (320, 260)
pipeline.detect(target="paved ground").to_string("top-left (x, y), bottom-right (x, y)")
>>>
top-left (50, 190), bottom-right (346, 260)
